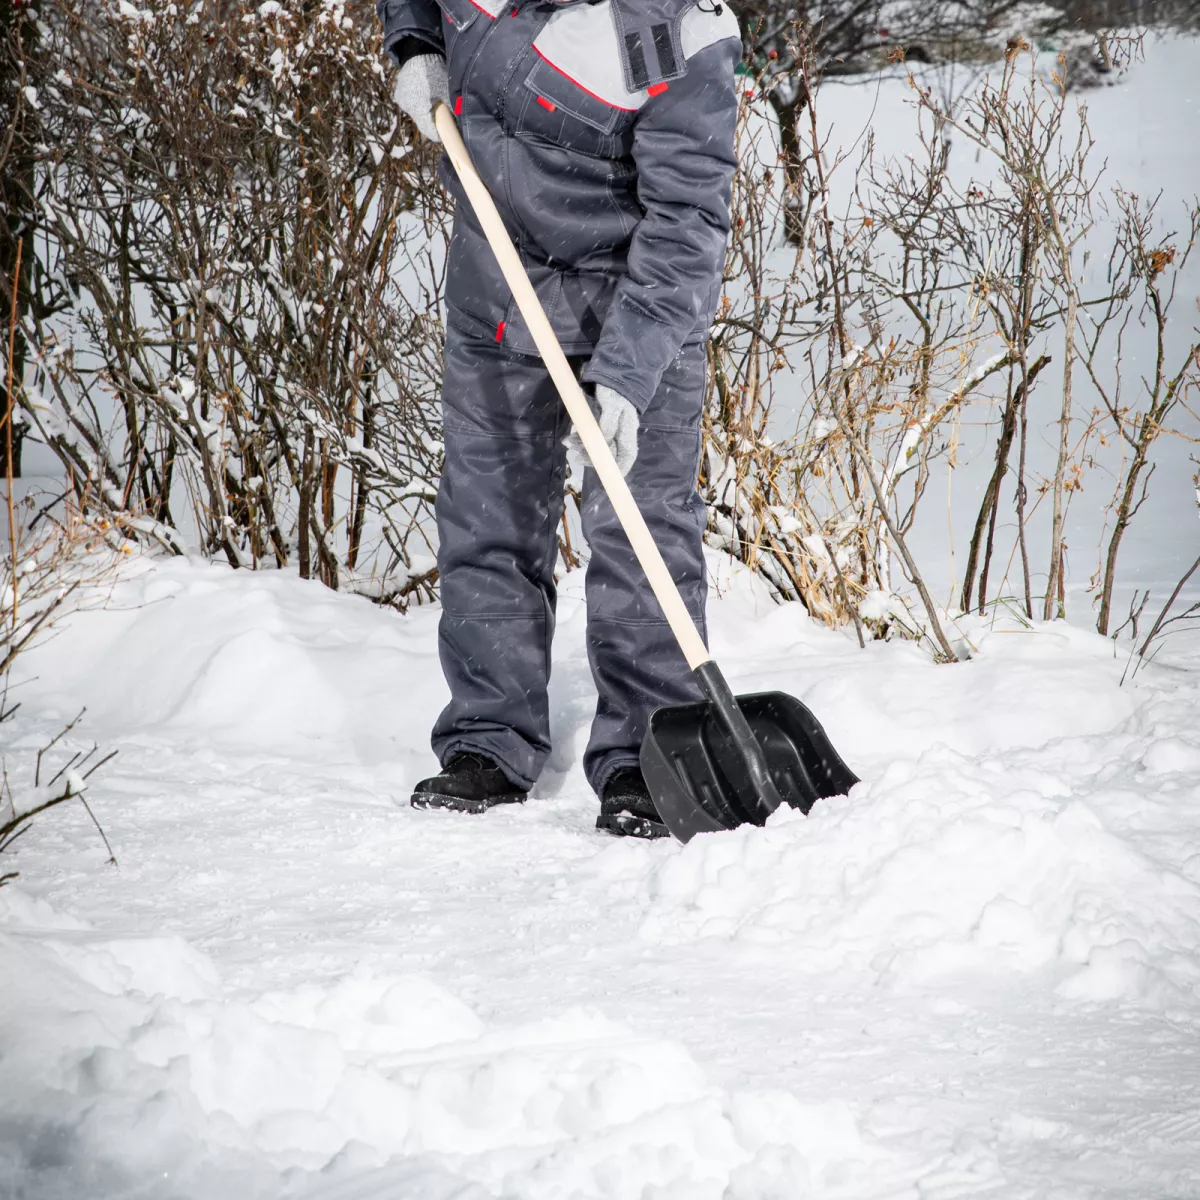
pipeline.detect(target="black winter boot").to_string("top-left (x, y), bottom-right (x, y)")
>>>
top-left (596, 766), bottom-right (669, 840)
top-left (410, 752), bottom-right (528, 814)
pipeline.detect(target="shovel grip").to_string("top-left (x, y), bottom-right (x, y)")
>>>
top-left (693, 660), bottom-right (785, 820)
top-left (432, 100), bottom-right (711, 672)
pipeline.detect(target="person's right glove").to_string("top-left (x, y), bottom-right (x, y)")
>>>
top-left (393, 54), bottom-right (449, 144)
top-left (565, 385), bottom-right (640, 478)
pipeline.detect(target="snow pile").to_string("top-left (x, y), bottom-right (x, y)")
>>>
top-left (0, 887), bottom-right (876, 1200)
top-left (581, 614), bottom-right (1200, 1009)
top-left (619, 751), bottom-right (1200, 1006)
top-left (4, 550), bottom-right (1200, 1197)
top-left (573, 582), bottom-right (1200, 1011)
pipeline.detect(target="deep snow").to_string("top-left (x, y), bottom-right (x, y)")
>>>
top-left (3, 551), bottom-right (1200, 1199)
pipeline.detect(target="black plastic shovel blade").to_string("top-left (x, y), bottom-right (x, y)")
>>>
top-left (641, 690), bottom-right (859, 843)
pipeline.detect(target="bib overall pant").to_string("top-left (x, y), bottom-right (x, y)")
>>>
top-left (434, 330), bottom-right (707, 794)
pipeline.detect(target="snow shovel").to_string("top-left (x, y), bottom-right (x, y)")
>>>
top-left (433, 102), bottom-right (859, 842)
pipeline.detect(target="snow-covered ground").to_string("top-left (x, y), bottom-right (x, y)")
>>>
top-left (4, 550), bottom-right (1200, 1199)
top-left (3, 24), bottom-right (1200, 1200)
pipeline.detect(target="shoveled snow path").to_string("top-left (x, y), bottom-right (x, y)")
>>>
top-left (3, 555), bottom-right (1200, 1199)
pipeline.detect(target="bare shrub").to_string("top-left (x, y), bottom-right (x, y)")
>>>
top-left (1083, 197), bottom-right (1200, 635)
top-left (7, 0), bottom-right (447, 600)
top-left (700, 32), bottom-right (1197, 656)
top-left (909, 43), bottom-right (1198, 628)
top-left (2, 224), bottom-right (120, 884)
top-left (0, 498), bottom-right (121, 888)
top-left (1134, 457), bottom-right (1200, 660)
top-left (5, 0), bottom-right (1195, 662)
top-left (701, 49), bottom-right (1015, 659)
top-left (0, 706), bottom-right (118, 889)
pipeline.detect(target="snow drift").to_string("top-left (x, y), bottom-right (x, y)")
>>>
top-left (3, 551), bottom-right (1200, 1198)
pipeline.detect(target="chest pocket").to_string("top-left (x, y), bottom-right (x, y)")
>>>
top-left (521, 57), bottom-right (630, 137)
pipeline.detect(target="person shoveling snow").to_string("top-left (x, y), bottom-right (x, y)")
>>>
top-left (380, 0), bottom-right (856, 840)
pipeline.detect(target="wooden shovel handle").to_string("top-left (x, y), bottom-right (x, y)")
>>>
top-left (433, 100), bottom-right (711, 671)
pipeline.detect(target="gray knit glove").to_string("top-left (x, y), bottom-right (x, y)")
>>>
top-left (393, 54), bottom-right (448, 143)
top-left (565, 385), bottom-right (640, 478)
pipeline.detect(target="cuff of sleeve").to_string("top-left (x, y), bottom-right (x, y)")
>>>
top-left (386, 34), bottom-right (445, 69)
top-left (579, 360), bottom-right (654, 414)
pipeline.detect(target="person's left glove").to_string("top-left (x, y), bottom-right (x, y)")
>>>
top-left (565, 385), bottom-right (640, 478)
top-left (393, 53), bottom-right (449, 143)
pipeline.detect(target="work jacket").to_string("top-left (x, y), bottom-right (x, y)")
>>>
top-left (376, 0), bottom-right (740, 411)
